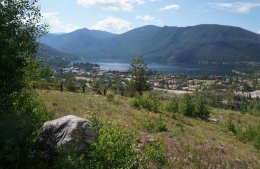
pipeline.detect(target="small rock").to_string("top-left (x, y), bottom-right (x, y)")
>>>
top-left (145, 135), bottom-right (155, 143)
top-left (209, 118), bottom-right (218, 123)
top-left (236, 158), bottom-right (242, 162)
top-left (136, 143), bottom-right (143, 151)
top-left (219, 143), bottom-right (225, 148)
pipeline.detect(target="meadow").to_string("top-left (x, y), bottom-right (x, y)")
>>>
top-left (39, 90), bottom-right (260, 168)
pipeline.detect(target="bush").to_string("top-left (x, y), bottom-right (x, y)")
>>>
top-left (194, 96), bottom-right (210, 120)
top-left (142, 140), bottom-right (167, 166)
top-left (0, 91), bottom-right (53, 168)
top-left (236, 126), bottom-right (260, 149)
top-left (86, 125), bottom-right (142, 168)
top-left (130, 93), bottom-right (161, 112)
top-left (165, 100), bottom-right (179, 113)
top-left (141, 114), bottom-right (167, 132)
top-left (54, 154), bottom-right (87, 169)
top-left (178, 94), bottom-right (210, 120)
top-left (106, 93), bottom-right (115, 102)
top-left (53, 117), bottom-right (167, 168)
top-left (227, 117), bottom-right (237, 134)
top-left (65, 77), bottom-right (77, 92)
top-left (179, 94), bottom-right (194, 117)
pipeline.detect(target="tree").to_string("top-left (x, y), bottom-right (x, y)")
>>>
top-left (194, 96), bottom-right (210, 120)
top-left (128, 56), bottom-right (148, 95)
top-left (0, 0), bottom-right (52, 168)
top-left (179, 94), bottom-right (194, 117)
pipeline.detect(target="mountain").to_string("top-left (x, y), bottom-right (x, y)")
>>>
top-left (37, 44), bottom-right (77, 67)
top-left (40, 28), bottom-right (115, 54)
top-left (41, 24), bottom-right (260, 64)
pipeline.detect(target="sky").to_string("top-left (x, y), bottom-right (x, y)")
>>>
top-left (40, 0), bottom-right (260, 34)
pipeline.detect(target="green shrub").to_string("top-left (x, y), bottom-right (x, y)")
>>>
top-left (53, 117), bottom-right (167, 168)
top-left (227, 117), bottom-right (237, 134)
top-left (179, 94), bottom-right (194, 117)
top-left (0, 91), bottom-right (53, 168)
top-left (141, 114), bottom-right (167, 132)
top-left (194, 96), bottom-right (210, 120)
top-left (236, 126), bottom-right (260, 149)
top-left (65, 77), bottom-right (77, 92)
top-left (86, 125), bottom-right (142, 168)
top-left (130, 98), bottom-right (141, 109)
top-left (130, 93), bottom-right (161, 112)
top-left (106, 93), bottom-right (115, 102)
top-left (54, 154), bottom-right (87, 169)
top-left (165, 100), bottom-right (179, 113)
top-left (178, 94), bottom-right (210, 120)
top-left (143, 140), bottom-right (167, 166)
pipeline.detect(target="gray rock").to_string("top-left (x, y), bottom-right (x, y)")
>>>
top-left (39, 115), bottom-right (98, 153)
top-left (145, 135), bottom-right (155, 143)
top-left (209, 118), bottom-right (218, 123)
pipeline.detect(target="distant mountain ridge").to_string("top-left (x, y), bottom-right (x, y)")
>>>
top-left (37, 44), bottom-right (78, 67)
top-left (40, 24), bottom-right (260, 64)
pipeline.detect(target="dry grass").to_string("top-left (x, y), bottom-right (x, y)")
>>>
top-left (38, 90), bottom-right (260, 168)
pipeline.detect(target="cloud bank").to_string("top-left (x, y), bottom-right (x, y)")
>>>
top-left (211, 2), bottom-right (260, 13)
top-left (77, 0), bottom-right (144, 11)
top-left (91, 16), bottom-right (132, 33)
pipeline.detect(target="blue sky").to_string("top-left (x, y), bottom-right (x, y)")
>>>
top-left (40, 0), bottom-right (260, 34)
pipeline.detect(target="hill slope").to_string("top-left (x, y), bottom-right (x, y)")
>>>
top-left (37, 44), bottom-right (77, 67)
top-left (41, 24), bottom-right (260, 64)
top-left (39, 90), bottom-right (260, 168)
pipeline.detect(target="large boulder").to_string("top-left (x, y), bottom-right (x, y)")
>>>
top-left (39, 115), bottom-right (98, 153)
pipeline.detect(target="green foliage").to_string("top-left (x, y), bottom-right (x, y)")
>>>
top-left (53, 154), bottom-right (87, 169)
top-left (106, 93), bottom-right (115, 102)
top-left (165, 99), bottom-right (179, 113)
top-left (0, 0), bottom-right (52, 168)
top-left (53, 117), bottom-right (167, 168)
top-left (247, 101), bottom-right (260, 116)
top-left (194, 96), bottom-right (210, 120)
top-left (86, 125), bottom-right (142, 168)
top-left (65, 76), bottom-right (77, 92)
top-left (179, 94), bottom-right (194, 117)
top-left (130, 93), bottom-right (161, 112)
top-left (127, 56), bottom-right (149, 95)
top-left (142, 140), bottom-right (167, 166)
top-left (226, 116), bottom-right (259, 149)
top-left (38, 66), bottom-right (53, 80)
top-left (0, 91), bottom-right (53, 168)
top-left (141, 114), bottom-right (167, 132)
top-left (178, 94), bottom-right (210, 120)
top-left (91, 79), bottom-right (103, 95)
top-left (227, 117), bottom-right (237, 134)
top-left (0, 0), bottom-right (47, 96)
top-left (236, 126), bottom-right (260, 149)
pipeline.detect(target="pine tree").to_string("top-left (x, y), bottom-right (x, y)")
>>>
top-left (128, 56), bottom-right (149, 95)
top-left (179, 94), bottom-right (194, 116)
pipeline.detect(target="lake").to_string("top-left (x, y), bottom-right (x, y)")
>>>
top-left (95, 62), bottom-right (235, 75)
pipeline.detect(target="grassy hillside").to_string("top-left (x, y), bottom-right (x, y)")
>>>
top-left (38, 90), bottom-right (260, 168)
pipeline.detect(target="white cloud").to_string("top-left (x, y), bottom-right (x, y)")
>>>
top-left (42, 12), bottom-right (79, 33)
top-left (77, 0), bottom-right (144, 12)
top-left (91, 16), bottom-right (132, 33)
top-left (136, 15), bottom-right (161, 25)
top-left (258, 30), bottom-right (260, 34)
top-left (159, 4), bottom-right (180, 11)
top-left (211, 2), bottom-right (260, 13)
top-left (136, 15), bottom-right (154, 22)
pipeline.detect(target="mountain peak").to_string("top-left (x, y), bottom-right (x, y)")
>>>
top-left (41, 24), bottom-right (260, 64)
